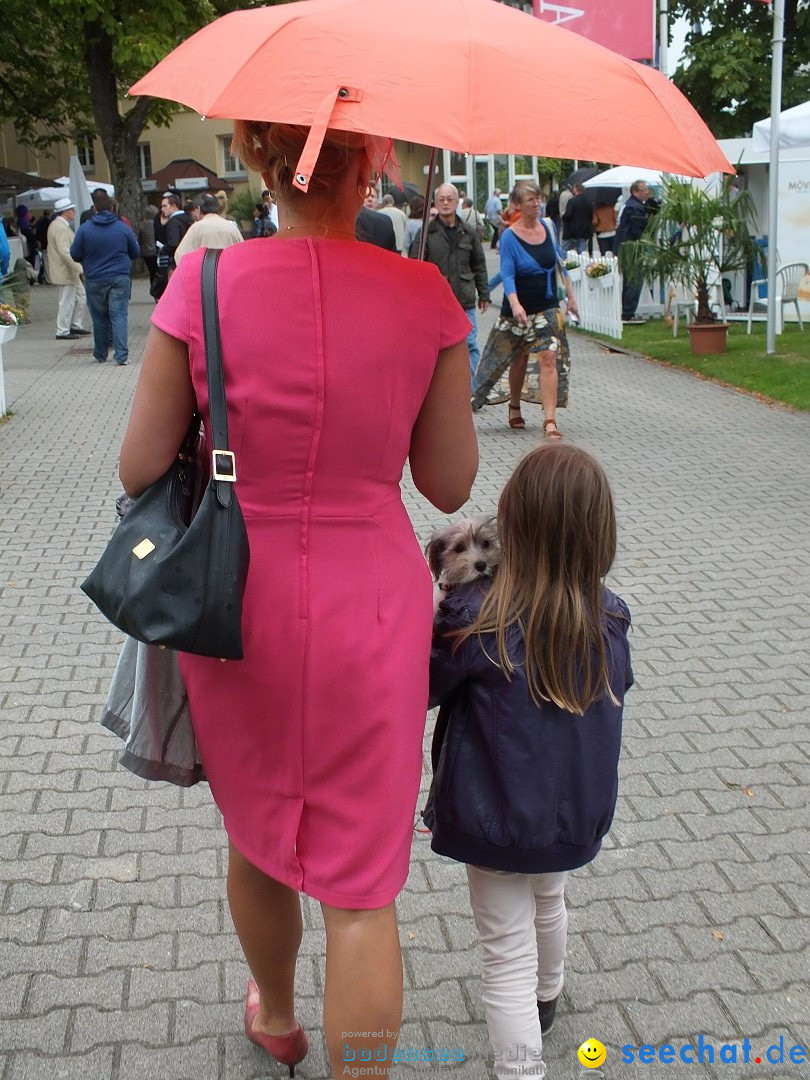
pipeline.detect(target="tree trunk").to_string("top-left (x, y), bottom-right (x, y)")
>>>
top-left (83, 18), bottom-right (152, 229)
top-left (695, 278), bottom-right (714, 323)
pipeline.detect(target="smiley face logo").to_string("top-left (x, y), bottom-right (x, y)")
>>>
top-left (577, 1039), bottom-right (607, 1069)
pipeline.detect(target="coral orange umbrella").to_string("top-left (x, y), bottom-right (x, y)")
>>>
top-left (130, 0), bottom-right (732, 189)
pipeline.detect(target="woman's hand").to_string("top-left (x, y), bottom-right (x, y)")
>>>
top-left (566, 294), bottom-right (580, 319)
top-left (510, 300), bottom-right (528, 326)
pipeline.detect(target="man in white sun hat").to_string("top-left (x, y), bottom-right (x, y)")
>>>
top-left (46, 197), bottom-right (90, 341)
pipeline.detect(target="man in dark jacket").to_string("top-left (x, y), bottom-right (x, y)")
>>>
top-left (615, 180), bottom-right (652, 323)
top-left (409, 183), bottom-right (490, 376)
top-left (162, 194), bottom-right (193, 269)
top-left (355, 183), bottom-right (397, 250)
top-left (79, 187), bottom-right (109, 225)
top-left (70, 192), bottom-right (139, 365)
top-left (561, 183), bottom-right (593, 254)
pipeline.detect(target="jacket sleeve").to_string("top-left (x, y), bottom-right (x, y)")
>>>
top-left (0, 228), bottom-right (9, 276)
top-left (470, 232), bottom-right (490, 303)
top-left (126, 225), bottom-right (140, 260)
top-left (164, 218), bottom-right (180, 255)
top-left (499, 229), bottom-right (519, 298)
top-left (408, 227), bottom-right (422, 259)
top-left (428, 597), bottom-right (475, 708)
top-left (69, 229), bottom-right (84, 263)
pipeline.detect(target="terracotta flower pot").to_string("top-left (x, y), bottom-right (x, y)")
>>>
top-left (688, 322), bottom-right (728, 355)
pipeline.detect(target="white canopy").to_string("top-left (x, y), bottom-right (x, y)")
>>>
top-left (1, 177), bottom-right (114, 213)
top-left (54, 177), bottom-right (115, 198)
top-left (582, 165), bottom-right (691, 188)
top-left (752, 100), bottom-right (810, 153)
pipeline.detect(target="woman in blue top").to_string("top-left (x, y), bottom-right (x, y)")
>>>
top-left (472, 181), bottom-right (578, 437)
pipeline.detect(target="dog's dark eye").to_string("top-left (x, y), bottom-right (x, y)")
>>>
top-left (481, 540), bottom-right (490, 549)
top-left (453, 543), bottom-right (466, 554)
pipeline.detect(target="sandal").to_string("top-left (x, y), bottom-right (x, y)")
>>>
top-left (542, 418), bottom-right (563, 440)
top-left (508, 404), bottom-right (526, 430)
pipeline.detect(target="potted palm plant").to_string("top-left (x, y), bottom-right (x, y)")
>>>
top-left (618, 177), bottom-right (756, 354)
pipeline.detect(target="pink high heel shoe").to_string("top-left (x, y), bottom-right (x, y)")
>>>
top-left (243, 978), bottom-right (309, 1077)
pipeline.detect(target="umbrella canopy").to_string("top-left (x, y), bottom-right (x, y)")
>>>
top-left (752, 100), bottom-right (810, 153)
top-left (130, 0), bottom-right (732, 180)
top-left (565, 167), bottom-right (601, 189)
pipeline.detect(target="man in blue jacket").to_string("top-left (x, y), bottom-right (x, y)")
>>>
top-left (70, 193), bottom-right (139, 365)
top-left (615, 180), bottom-right (652, 324)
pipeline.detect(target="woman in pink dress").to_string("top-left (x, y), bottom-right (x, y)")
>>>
top-left (119, 122), bottom-right (477, 1078)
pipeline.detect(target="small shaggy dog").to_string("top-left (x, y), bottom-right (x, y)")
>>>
top-left (425, 516), bottom-right (500, 610)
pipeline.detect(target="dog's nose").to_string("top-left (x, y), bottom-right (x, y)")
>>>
top-left (475, 561), bottom-right (487, 573)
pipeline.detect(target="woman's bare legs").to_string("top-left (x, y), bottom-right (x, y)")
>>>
top-left (508, 351), bottom-right (529, 411)
top-left (537, 349), bottom-right (561, 436)
top-left (321, 902), bottom-right (403, 1079)
top-left (227, 842), bottom-right (303, 1036)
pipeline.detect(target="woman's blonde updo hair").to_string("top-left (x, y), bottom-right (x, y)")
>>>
top-left (231, 122), bottom-right (370, 201)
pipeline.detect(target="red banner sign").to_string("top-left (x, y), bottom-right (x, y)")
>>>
top-left (532, 0), bottom-right (654, 62)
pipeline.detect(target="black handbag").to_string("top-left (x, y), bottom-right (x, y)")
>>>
top-left (81, 248), bottom-right (250, 659)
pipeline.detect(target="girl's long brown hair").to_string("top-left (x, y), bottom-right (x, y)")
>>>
top-left (457, 445), bottom-right (619, 714)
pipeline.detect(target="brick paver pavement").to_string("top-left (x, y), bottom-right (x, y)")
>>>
top-left (1, 270), bottom-right (808, 1080)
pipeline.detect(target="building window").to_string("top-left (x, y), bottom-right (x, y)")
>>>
top-left (76, 135), bottom-right (95, 169)
top-left (220, 136), bottom-right (244, 176)
top-left (137, 143), bottom-right (152, 179)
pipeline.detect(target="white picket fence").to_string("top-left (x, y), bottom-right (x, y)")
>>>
top-left (565, 252), bottom-right (623, 339)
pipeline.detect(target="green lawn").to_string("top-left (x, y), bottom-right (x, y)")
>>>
top-left (583, 319), bottom-right (810, 411)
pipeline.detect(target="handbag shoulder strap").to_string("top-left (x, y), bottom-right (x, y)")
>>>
top-left (543, 217), bottom-right (564, 263)
top-left (200, 247), bottom-right (235, 507)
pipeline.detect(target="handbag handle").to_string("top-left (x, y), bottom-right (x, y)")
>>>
top-left (200, 248), bottom-right (235, 508)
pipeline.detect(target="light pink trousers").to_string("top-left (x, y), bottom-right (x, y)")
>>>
top-left (466, 866), bottom-right (568, 1080)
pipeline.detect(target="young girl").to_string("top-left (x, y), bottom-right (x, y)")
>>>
top-left (425, 444), bottom-right (633, 1079)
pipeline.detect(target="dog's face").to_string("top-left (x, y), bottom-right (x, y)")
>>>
top-left (425, 517), bottom-right (500, 586)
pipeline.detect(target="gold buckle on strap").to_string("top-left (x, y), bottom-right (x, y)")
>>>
top-left (212, 450), bottom-right (237, 482)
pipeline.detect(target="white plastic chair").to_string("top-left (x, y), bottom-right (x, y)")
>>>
top-left (746, 262), bottom-right (807, 334)
top-left (666, 284), bottom-right (695, 337)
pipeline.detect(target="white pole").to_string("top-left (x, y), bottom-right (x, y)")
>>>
top-left (766, 0), bottom-right (785, 355)
top-left (659, 0), bottom-right (668, 76)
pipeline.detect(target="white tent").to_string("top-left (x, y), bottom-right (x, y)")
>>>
top-left (2, 186), bottom-right (69, 210)
top-left (581, 165), bottom-right (693, 188)
top-left (752, 100), bottom-right (810, 153)
top-left (53, 176), bottom-right (114, 199)
top-left (0, 177), bottom-right (114, 215)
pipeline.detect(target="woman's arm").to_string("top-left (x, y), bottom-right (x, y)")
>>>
top-left (409, 339), bottom-right (478, 513)
top-left (119, 325), bottom-right (196, 497)
top-left (500, 232), bottom-right (528, 326)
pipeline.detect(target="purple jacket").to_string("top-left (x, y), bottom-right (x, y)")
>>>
top-left (425, 580), bottom-right (633, 874)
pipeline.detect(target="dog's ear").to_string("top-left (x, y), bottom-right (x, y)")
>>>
top-left (425, 535), bottom-right (446, 580)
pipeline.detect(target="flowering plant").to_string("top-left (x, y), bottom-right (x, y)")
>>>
top-left (585, 261), bottom-right (612, 279)
top-left (0, 302), bottom-right (24, 326)
top-left (563, 257), bottom-right (580, 270)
